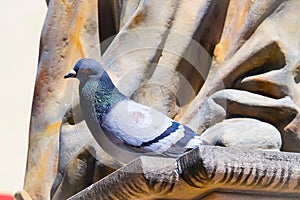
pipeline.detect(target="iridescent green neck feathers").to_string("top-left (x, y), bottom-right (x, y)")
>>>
top-left (80, 72), bottom-right (126, 122)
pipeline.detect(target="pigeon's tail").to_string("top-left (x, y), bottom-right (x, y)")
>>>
top-left (178, 125), bottom-right (210, 149)
top-left (185, 134), bottom-right (210, 149)
top-left (159, 124), bottom-right (210, 157)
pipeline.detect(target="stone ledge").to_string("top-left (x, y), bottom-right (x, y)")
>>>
top-left (69, 146), bottom-right (300, 199)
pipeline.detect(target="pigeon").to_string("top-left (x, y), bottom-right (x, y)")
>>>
top-left (64, 58), bottom-right (209, 160)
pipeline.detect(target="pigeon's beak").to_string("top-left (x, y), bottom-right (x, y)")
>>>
top-left (64, 69), bottom-right (77, 79)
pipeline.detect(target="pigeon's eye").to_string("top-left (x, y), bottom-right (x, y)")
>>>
top-left (83, 68), bottom-right (89, 74)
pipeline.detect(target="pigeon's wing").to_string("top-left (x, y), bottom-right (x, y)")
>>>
top-left (102, 99), bottom-right (172, 145)
top-left (101, 99), bottom-right (207, 155)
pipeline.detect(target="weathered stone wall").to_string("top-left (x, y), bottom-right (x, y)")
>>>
top-left (17, 0), bottom-right (300, 199)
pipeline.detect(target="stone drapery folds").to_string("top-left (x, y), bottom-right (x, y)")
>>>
top-left (18, 0), bottom-right (300, 199)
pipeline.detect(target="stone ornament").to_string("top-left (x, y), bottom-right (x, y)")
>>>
top-left (17, 0), bottom-right (300, 199)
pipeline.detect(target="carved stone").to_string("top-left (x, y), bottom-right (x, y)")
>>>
top-left (21, 0), bottom-right (100, 199)
top-left (68, 146), bottom-right (300, 199)
top-left (19, 0), bottom-right (300, 199)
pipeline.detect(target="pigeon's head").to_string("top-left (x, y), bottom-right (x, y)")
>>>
top-left (64, 58), bottom-right (105, 82)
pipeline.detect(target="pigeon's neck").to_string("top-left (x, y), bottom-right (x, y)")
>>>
top-left (80, 72), bottom-right (126, 122)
